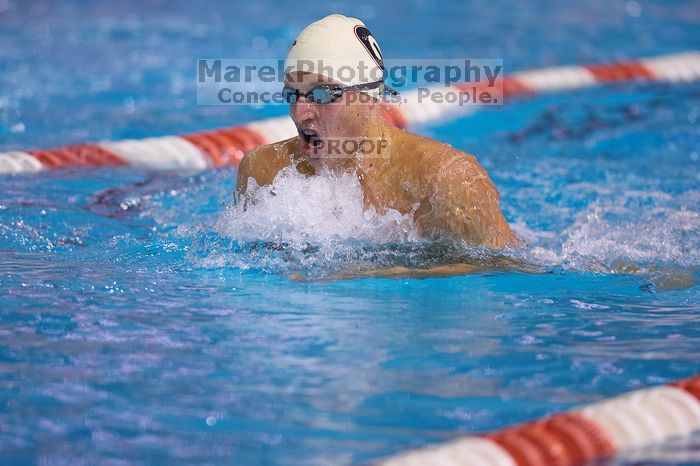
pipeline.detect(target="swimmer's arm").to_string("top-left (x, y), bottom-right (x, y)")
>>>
top-left (236, 146), bottom-right (278, 204)
top-left (323, 256), bottom-right (536, 280)
top-left (236, 138), bottom-right (303, 196)
top-left (329, 263), bottom-right (488, 279)
top-left (235, 149), bottom-right (257, 195)
top-left (290, 264), bottom-right (486, 281)
top-left (421, 154), bottom-right (520, 248)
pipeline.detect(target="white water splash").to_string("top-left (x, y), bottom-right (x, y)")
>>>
top-left (201, 165), bottom-right (699, 277)
top-left (515, 189), bottom-right (700, 271)
top-left (215, 166), bottom-right (419, 246)
top-left (199, 166), bottom-right (427, 276)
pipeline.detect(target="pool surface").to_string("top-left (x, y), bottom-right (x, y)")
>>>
top-left (1, 0), bottom-right (699, 464)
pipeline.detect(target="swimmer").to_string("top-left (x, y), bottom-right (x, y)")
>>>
top-left (237, 14), bottom-right (520, 258)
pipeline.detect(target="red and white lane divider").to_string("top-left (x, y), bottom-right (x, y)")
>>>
top-left (375, 374), bottom-right (700, 466)
top-left (1, 51), bottom-right (699, 175)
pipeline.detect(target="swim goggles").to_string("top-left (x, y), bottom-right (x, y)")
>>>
top-left (281, 80), bottom-right (398, 104)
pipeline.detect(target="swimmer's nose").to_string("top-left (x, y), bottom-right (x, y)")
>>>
top-left (289, 99), bottom-right (317, 124)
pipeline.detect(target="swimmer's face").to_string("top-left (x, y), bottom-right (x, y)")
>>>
top-left (285, 72), bottom-right (379, 170)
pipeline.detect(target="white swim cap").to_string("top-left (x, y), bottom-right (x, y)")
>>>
top-left (286, 14), bottom-right (388, 97)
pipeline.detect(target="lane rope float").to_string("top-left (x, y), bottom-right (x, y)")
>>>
top-left (375, 374), bottom-right (700, 466)
top-left (1, 51), bottom-right (699, 175)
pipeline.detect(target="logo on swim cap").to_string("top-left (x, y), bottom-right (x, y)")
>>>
top-left (354, 26), bottom-right (384, 70)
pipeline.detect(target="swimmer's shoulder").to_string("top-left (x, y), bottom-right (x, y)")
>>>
top-left (389, 128), bottom-right (519, 247)
top-left (237, 136), bottom-right (306, 193)
top-left (388, 126), bottom-right (480, 170)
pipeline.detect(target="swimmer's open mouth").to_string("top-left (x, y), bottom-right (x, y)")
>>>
top-left (300, 129), bottom-right (322, 154)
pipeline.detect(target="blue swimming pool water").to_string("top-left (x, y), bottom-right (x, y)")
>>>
top-left (1, 0), bottom-right (699, 464)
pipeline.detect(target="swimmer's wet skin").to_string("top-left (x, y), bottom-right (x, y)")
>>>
top-left (236, 15), bottom-right (520, 278)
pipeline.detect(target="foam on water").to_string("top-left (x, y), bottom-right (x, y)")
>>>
top-left (194, 166), bottom-right (429, 278)
top-left (513, 188), bottom-right (700, 273)
top-left (560, 193), bottom-right (700, 269)
top-left (216, 166), bottom-right (419, 245)
top-left (194, 164), bottom-right (699, 281)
